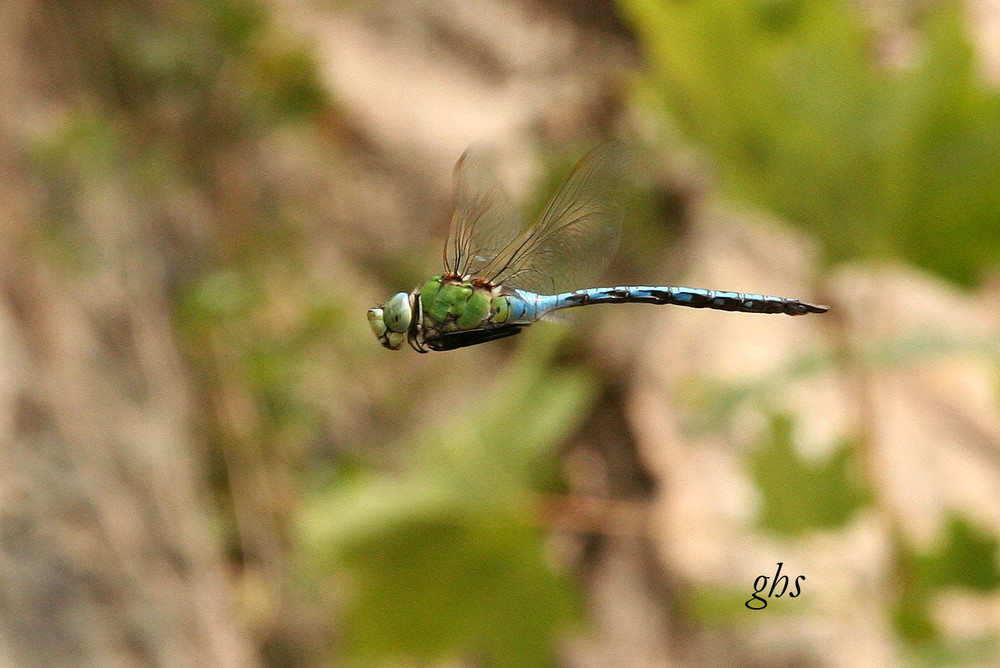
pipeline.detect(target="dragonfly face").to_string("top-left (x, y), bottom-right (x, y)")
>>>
top-left (367, 291), bottom-right (412, 350)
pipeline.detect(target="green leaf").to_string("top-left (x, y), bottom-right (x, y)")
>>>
top-left (893, 515), bottom-right (1000, 653)
top-left (299, 328), bottom-right (596, 665)
top-left (915, 516), bottom-right (1000, 592)
top-left (617, 0), bottom-right (1000, 285)
top-left (748, 414), bottom-right (869, 535)
top-left (339, 517), bottom-right (577, 666)
top-left (891, 582), bottom-right (937, 644)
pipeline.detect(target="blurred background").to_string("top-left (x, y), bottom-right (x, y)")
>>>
top-left (1, 0), bottom-right (999, 665)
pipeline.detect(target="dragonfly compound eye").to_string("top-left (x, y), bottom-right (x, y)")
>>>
top-left (383, 292), bottom-right (412, 332)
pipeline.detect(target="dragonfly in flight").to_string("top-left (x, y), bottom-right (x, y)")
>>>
top-left (368, 143), bottom-right (827, 352)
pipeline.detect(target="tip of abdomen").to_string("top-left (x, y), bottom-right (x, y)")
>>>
top-left (800, 302), bottom-right (829, 315)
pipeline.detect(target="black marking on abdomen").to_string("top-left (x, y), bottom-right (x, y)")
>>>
top-left (557, 286), bottom-right (827, 316)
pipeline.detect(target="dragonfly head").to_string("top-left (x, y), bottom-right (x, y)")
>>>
top-left (368, 292), bottom-right (412, 350)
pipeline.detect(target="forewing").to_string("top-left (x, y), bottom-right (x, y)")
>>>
top-left (443, 146), bottom-right (523, 279)
top-left (480, 142), bottom-right (632, 294)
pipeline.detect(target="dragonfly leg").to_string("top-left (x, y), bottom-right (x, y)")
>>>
top-left (424, 325), bottom-right (523, 351)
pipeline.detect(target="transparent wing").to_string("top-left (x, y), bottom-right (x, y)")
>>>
top-left (443, 146), bottom-right (523, 279)
top-left (478, 142), bottom-right (632, 295)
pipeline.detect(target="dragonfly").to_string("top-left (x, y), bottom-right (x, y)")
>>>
top-left (368, 143), bottom-right (828, 352)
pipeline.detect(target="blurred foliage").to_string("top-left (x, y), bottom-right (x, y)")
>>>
top-left (677, 348), bottom-right (832, 435)
top-left (300, 329), bottom-right (596, 665)
top-left (29, 0), bottom-right (328, 270)
top-left (684, 334), bottom-right (999, 652)
top-left (25, 0), bottom-right (341, 662)
top-left (618, 0), bottom-right (1000, 285)
top-left (681, 583), bottom-right (798, 622)
top-left (749, 414), bottom-right (870, 535)
top-left (22, 0), bottom-right (1000, 663)
top-left (682, 332), bottom-right (999, 437)
top-left (103, 0), bottom-right (326, 128)
top-left (913, 516), bottom-right (1000, 593)
top-left (893, 515), bottom-right (1000, 656)
top-left (176, 267), bottom-right (348, 440)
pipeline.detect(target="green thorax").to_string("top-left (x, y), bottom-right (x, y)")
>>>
top-left (418, 275), bottom-right (511, 338)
